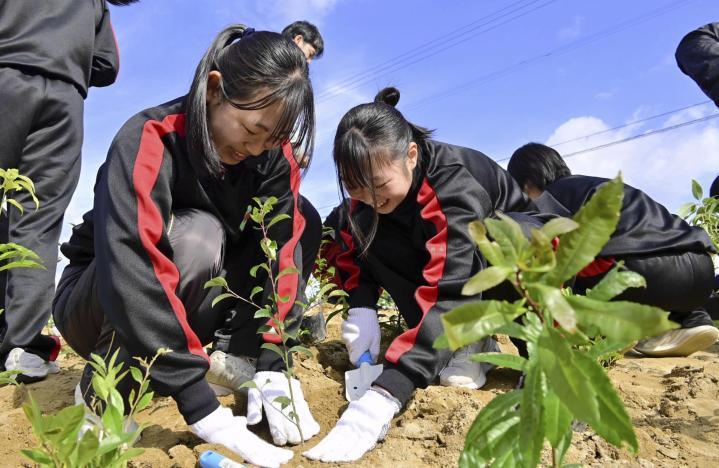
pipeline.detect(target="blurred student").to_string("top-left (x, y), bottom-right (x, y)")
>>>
top-left (0, 0), bottom-right (138, 383)
top-left (676, 22), bottom-right (719, 107)
top-left (507, 143), bottom-right (719, 357)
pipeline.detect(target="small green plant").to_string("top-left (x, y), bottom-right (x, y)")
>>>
top-left (205, 196), bottom-right (313, 442)
top-left (678, 179), bottom-right (719, 248)
top-left (0, 168), bottom-right (44, 275)
top-left (0, 308), bottom-right (21, 385)
top-left (435, 175), bottom-right (676, 467)
top-left (21, 346), bottom-right (170, 467)
top-left (307, 226), bottom-right (348, 327)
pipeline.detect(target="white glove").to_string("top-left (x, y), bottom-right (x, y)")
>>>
top-left (247, 371), bottom-right (321, 445)
top-left (303, 388), bottom-right (399, 463)
top-left (341, 307), bottom-right (381, 365)
top-left (190, 406), bottom-right (293, 468)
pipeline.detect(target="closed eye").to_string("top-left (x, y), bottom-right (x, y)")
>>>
top-left (242, 124), bottom-right (257, 136)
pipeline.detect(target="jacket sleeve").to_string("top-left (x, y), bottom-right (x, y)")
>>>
top-left (676, 22), bottom-right (719, 105)
top-left (89, 0), bottom-right (119, 88)
top-left (373, 165), bottom-right (490, 406)
top-left (252, 142), bottom-right (308, 371)
top-left (93, 114), bottom-right (219, 425)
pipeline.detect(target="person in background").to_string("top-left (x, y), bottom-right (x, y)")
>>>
top-left (507, 142), bottom-right (719, 357)
top-left (0, 0), bottom-right (139, 383)
top-left (676, 22), bottom-right (719, 107)
top-left (282, 20), bottom-right (325, 65)
top-left (53, 25), bottom-right (321, 467)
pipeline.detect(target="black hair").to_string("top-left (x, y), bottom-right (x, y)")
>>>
top-left (507, 142), bottom-right (572, 191)
top-left (710, 175), bottom-right (719, 198)
top-left (333, 86), bottom-right (433, 252)
top-left (187, 25), bottom-right (315, 177)
top-left (107, 0), bottom-right (140, 5)
top-left (282, 21), bottom-right (325, 58)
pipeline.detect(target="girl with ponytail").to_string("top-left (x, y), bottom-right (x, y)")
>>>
top-left (305, 87), bottom-right (547, 463)
top-left (53, 25), bottom-right (320, 467)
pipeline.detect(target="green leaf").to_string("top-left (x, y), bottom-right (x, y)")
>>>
top-left (677, 202), bottom-right (694, 218)
top-left (538, 327), bottom-right (599, 424)
top-left (485, 216), bottom-right (526, 264)
top-left (44, 404), bottom-right (85, 445)
top-left (212, 293), bottom-right (236, 308)
top-left (204, 276), bottom-right (228, 289)
top-left (462, 266), bottom-right (512, 296)
top-left (470, 352), bottom-right (527, 371)
top-left (692, 179), bottom-right (703, 200)
top-left (439, 300), bottom-right (524, 350)
top-left (518, 360), bottom-right (546, 468)
top-left (254, 307), bottom-right (272, 319)
top-left (273, 396), bottom-right (292, 409)
top-left (249, 286), bottom-right (264, 301)
top-left (129, 367), bottom-right (144, 384)
top-left (527, 283), bottom-right (577, 332)
top-left (468, 220), bottom-right (506, 267)
top-left (267, 213), bottom-right (291, 230)
top-left (543, 390), bottom-right (572, 449)
top-left (277, 266), bottom-right (299, 281)
top-left (260, 342), bottom-right (284, 357)
top-left (568, 295), bottom-right (677, 342)
top-left (75, 430), bottom-right (100, 467)
top-left (135, 392), bottom-right (153, 412)
top-left (289, 345), bottom-right (313, 359)
top-left (21, 449), bottom-right (53, 465)
top-left (571, 350), bottom-right (638, 452)
top-left (586, 265), bottom-right (646, 302)
top-left (250, 263), bottom-right (270, 278)
top-left (541, 217), bottom-right (579, 239)
top-left (433, 333), bottom-right (450, 349)
top-left (239, 380), bottom-right (257, 390)
top-left (544, 175), bottom-right (624, 287)
top-left (6, 198), bottom-right (24, 215)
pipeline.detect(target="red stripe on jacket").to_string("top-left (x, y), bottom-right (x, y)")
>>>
top-left (386, 179), bottom-right (448, 363)
top-left (132, 113), bottom-right (208, 363)
top-left (262, 141), bottom-right (305, 344)
top-left (335, 200), bottom-right (361, 290)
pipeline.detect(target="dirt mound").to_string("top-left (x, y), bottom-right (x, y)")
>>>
top-left (1, 316), bottom-right (718, 467)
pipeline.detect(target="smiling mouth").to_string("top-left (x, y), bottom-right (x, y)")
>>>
top-left (377, 198), bottom-right (389, 209)
top-left (232, 150), bottom-right (248, 162)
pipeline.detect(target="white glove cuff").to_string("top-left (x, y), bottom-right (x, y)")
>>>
top-left (190, 406), bottom-right (236, 439)
top-left (348, 307), bottom-right (378, 319)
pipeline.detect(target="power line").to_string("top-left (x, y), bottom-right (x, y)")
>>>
top-left (402, 0), bottom-right (697, 112)
top-left (314, 0), bottom-right (540, 100)
top-left (315, 0), bottom-right (560, 104)
top-left (550, 100), bottom-right (712, 148)
top-left (495, 112), bottom-right (719, 163)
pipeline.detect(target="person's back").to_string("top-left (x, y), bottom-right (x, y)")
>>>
top-left (539, 174), bottom-right (714, 257)
top-left (0, 0), bottom-right (120, 96)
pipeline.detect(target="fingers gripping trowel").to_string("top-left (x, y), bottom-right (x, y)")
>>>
top-left (344, 351), bottom-right (384, 401)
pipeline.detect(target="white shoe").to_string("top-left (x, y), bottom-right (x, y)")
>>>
top-left (3, 348), bottom-right (58, 383)
top-left (205, 350), bottom-right (257, 396)
top-left (634, 325), bottom-right (719, 357)
top-left (439, 338), bottom-right (499, 389)
top-left (74, 385), bottom-right (139, 439)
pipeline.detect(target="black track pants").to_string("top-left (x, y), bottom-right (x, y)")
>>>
top-left (574, 250), bottom-right (716, 328)
top-left (0, 67), bottom-right (83, 362)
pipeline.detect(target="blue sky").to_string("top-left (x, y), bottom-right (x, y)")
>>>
top-left (70, 0), bottom-right (718, 236)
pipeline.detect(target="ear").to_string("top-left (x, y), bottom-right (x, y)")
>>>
top-left (206, 70), bottom-right (222, 106)
top-left (406, 142), bottom-right (419, 171)
top-left (293, 35), bottom-right (304, 46)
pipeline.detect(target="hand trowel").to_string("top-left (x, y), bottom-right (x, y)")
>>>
top-left (344, 351), bottom-right (383, 401)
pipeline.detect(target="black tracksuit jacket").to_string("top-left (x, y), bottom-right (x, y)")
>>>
top-left (535, 175), bottom-right (715, 257)
top-left (676, 22), bottom-right (719, 107)
top-left (336, 140), bottom-right (541, 405)
top-left (60, 97), bottom-right (307, 423)
top-left (0, 0), bottom-right (119, 97)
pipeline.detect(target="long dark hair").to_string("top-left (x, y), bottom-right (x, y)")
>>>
top-left (187, 25), bottom-right (315, 177)
top-left (507, 142), bottom-right (571, 191)
top-left (333, 86), bottom-right (433, 252)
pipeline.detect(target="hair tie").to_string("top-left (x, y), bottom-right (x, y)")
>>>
top-left (241, 27), bottom-right (255, 39)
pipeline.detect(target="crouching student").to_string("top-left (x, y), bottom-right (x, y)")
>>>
top-left (52, 26), bottom-right (321, 468)
top-left (507, 143), bottom-right (719, 357)
top-left (303, 87), bottom-right (546, 463)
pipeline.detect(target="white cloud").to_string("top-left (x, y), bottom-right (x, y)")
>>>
top-left (546, 104), bottom-right (719, 212)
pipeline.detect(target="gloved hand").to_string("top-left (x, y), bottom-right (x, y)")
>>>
top-left (341, 307), bottom-right (380, 365)
top-left (247, 371), bottom-right (321, 445)
top-left (190, 406), bottom-right (293, 468)
top-left (303, 388), bottom-right (400, 463)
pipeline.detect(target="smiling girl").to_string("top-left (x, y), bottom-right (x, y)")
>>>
top-left (52, 25), bottom-right (320, 467)
top-left (304, 87), bottom-right (547, 463)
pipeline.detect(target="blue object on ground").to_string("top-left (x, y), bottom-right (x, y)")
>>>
top-left (199, 450), bottom-right (246, 468)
